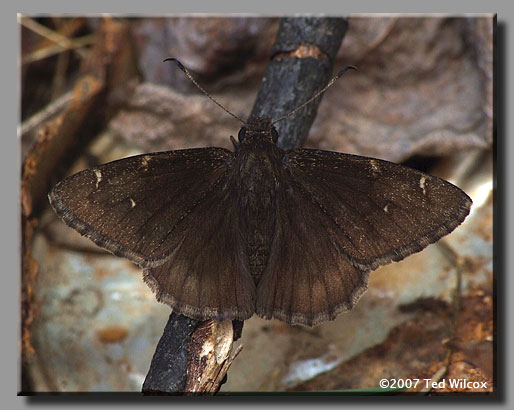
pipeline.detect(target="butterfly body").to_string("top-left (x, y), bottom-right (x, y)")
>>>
top-left (233, 117), bottom-right (284, 284)
top-left (49, 115), bottom-right (472, 326)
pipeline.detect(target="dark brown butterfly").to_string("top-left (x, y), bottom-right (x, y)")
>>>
top-left (49, 62), bottom-right (472, 327)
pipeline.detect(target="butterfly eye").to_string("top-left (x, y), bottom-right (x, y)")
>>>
top-left (238, 127), bottom-right (247, 142)
top-left (271, 127), bottom-right (278, 144)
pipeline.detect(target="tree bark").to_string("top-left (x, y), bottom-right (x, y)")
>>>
top-left (251, 17), bottom-right (347, 150)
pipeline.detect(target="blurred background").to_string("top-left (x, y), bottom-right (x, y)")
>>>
top-left (20, 15), bottom-right (493, 393)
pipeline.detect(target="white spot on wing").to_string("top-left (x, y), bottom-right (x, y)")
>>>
top-left (384, 203), bottom-right (389, 213)
top-left (370, 160), bottom-right (380, 174)
top-left (93, 169), bottom-right (102, 188)
top-left (129, 198), bottom-right (136, 208)
top-left (141, 155), bottom-right (151, 171)
top-left (419, 176), bottom-right (427, 195)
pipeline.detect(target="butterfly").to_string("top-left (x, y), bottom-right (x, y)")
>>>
top-left (48, 61), bottom-right (472, 327)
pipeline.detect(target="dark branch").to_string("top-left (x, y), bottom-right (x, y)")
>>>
top-left (142, 313), bottom-right (197, 394)
top-left (251, 17), bottom-right (348, 150)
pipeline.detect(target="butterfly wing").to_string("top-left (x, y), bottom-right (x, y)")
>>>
top-left (256, 148), bottom-right (471, 326)
top-left (255, 175), bottom-right (371, 326)
top-left (49, 148), bottom-right (256, 320)
top-left (142, 181), bottom-right (255, 321)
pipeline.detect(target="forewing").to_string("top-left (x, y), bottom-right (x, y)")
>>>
top-left (255, 174), bottom-right (370, 326)
top-left (49, 148), bottom-right (234, 267)
top-left (282, 148), bottom-right (472, 271)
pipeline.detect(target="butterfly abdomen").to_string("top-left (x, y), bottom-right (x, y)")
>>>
top-left (235, 141), bottom-right (284, 284)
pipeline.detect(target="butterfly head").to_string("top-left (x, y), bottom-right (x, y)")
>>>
top-left (238, 116), bottom-right (279, 145)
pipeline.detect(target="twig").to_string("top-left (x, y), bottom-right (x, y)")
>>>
top-left (184, 321), bottom-right (241, 394)
top-left (21, 34), bottom-right (97, 65)
top-left (19, 89), bottom-right (74, 137)
top-left (142, 313), bottom-right (197, 394)
top-left (419, 240), bottom-right (466, 394)
top-left (419, 365), bottom-right (448, 394)
top-left (19, 16), bottom-right (88, 59)
top-left (51, 45), bottom-right (71, 100)
top-left (251, 17), bottom-right (348, 150)
top-left (208, 345), bottom-right (244, 393)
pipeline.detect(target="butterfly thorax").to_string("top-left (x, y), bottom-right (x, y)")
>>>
top-left (234, 125), bottom-right (284, 284)
top-left (238, 116), bottom-right (278, 145)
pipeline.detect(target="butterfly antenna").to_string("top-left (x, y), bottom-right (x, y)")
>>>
top-left (164, 58), bottom-right (247, 125)
top-left (271, 65), bottom-right (357, 125)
